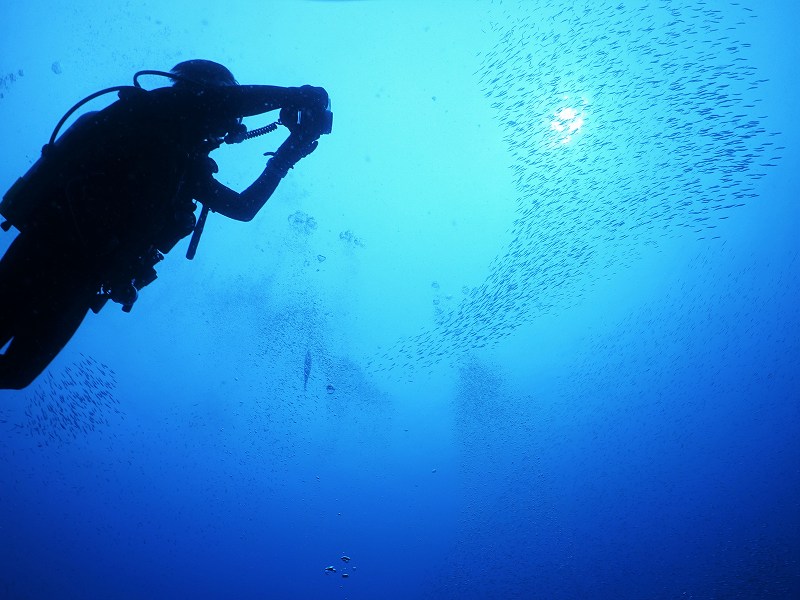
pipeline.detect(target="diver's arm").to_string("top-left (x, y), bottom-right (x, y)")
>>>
top-left (196, 133), bottom-right (318, 222)
top-left (198, 165), bottom-right (281, 222)
top-left (192, 86), bottom-right (328, 221)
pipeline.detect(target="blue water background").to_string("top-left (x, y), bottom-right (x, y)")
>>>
top-left (1, 1), bottom-right (798, 598)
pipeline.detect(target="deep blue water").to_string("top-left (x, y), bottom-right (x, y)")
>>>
top-left (1, 1), bottom-right (798, 599)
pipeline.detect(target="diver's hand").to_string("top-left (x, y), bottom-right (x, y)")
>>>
top-left (268, 133), bottom-right (319, 178)
top-left (282, 133), bottom-right (318, 161)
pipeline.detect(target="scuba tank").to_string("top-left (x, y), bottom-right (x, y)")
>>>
top-left (0, 86), bottom-right (145, 234)
top-left (1, 161), bottom-right (50, 233)
top-left (0, 81), bottom-right (144, 233)
top-left (0, 136), bottom-right (74, 233)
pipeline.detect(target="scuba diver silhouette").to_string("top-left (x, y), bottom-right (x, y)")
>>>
top-left (0, 59), bottom-right (332, 390)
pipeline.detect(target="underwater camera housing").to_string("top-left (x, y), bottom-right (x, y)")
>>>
top-left (280, 93), bottom-right (333, 140)
top-left (303, 99), bottom-right (334, 137)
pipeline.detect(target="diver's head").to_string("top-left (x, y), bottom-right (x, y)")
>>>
top-left (169, 59), bottom-right (238, 88)
top-left (170, 59), bottom-right (242, 141)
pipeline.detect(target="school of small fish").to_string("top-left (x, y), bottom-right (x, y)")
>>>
top-left (15, 355), bottom-right (122, 446)
top-left (368, 0), bottom-right (781, 377)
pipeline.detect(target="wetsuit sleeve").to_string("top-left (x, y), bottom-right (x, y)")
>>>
top-left (192, 130), bottom-right (317, 222)
top-left (195, 163), bottom-right (284, 223)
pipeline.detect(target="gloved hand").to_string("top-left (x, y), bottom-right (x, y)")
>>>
top-left (269, 86), bottom-right (330, 178)
top-left (268, 133), bottom-right (319, 178)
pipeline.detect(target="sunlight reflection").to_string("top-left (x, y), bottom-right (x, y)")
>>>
top-left (548, 95), bottom-right (589, 147)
